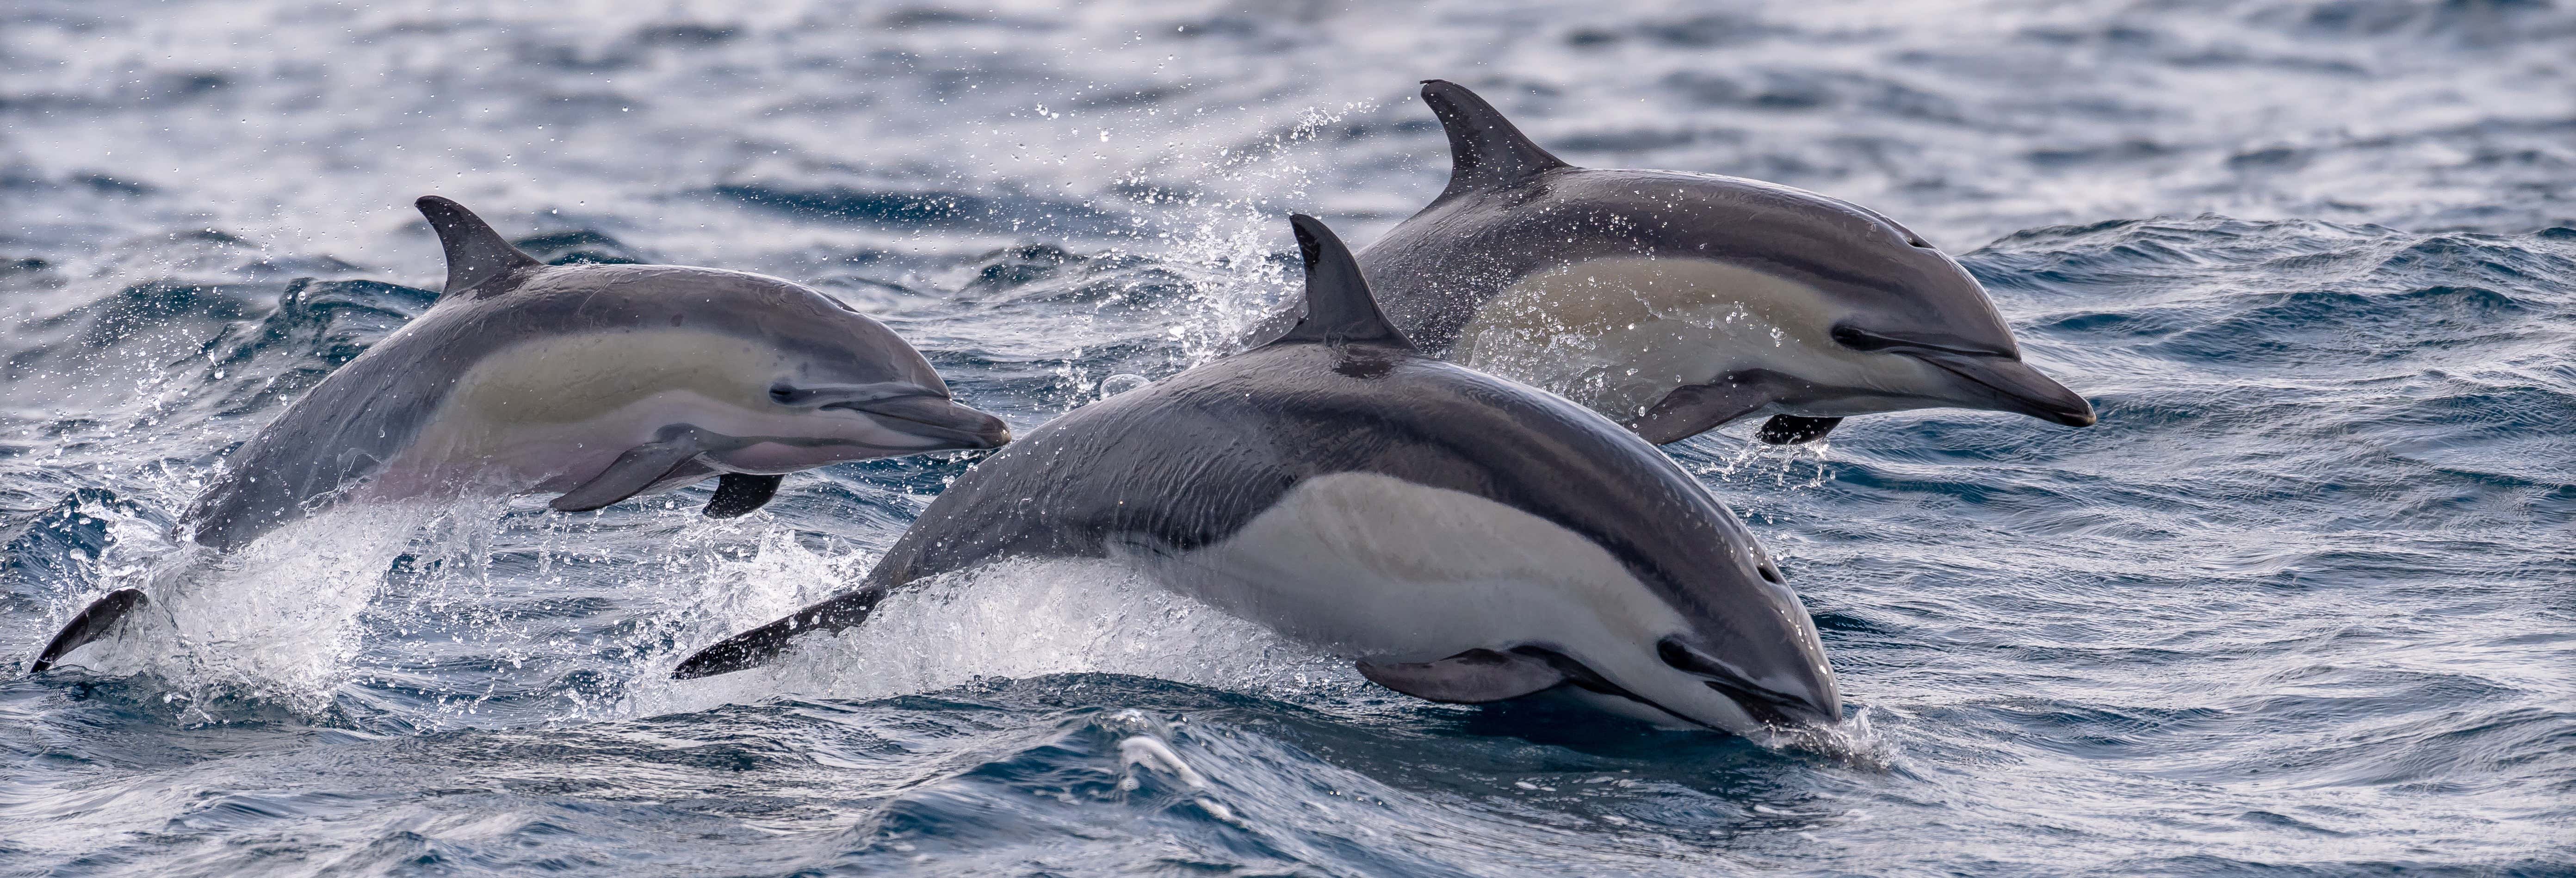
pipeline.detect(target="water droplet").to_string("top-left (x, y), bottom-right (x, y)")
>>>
top-left (1097, 374), bottom-right (1150, 396)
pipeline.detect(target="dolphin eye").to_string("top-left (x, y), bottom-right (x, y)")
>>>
top-left (1657, 638), bottom-right (1702, 674)
top-left (1829, 324), bottom-right (1897, 352)
top-left (769, 384), bottom-right (799, 404)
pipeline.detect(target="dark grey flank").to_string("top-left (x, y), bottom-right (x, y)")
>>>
top-left (676, 215), bottom-right (1839, 732)
top-left (25, 196), bottom-right (1005, 674)
top-left (1329, 79), bottom-right (2094, 445)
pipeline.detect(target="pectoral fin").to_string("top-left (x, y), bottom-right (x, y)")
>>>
top-left (704, 473), bottom-right (783, 519)
top-left (1356, 648), bottom-right (1567, 703)
top-left (28, 588), bottom-right (148, 674)
top-left (1756, 414), bottom-right (1842, 445)
top-left (551, 432), bottom-right (707, 512)
top-left (1626, 378), bottom-right (1774, 445)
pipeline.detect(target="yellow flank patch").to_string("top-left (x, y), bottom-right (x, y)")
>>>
top-left (1450, 257), bottom-right (1842, 416)
top-left (1267, 472), bottom-right (1637, 594)
top-left (446, 330), bottom-right (781, 426)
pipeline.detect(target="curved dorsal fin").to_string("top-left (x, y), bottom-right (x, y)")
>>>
top-left (415, 195), bottom-right (541, 299)
top-left (1421, 79), bottom-right (1571, 201)
top-left (1269, 215), bottom-right (1411, 349)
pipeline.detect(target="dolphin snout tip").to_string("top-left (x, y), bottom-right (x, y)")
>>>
top-left (941, 407), bottom-right (1012, 450)
top-left (2019, 380), bottom-right (2097, 428)
top-left (1780, 681), bottom-right (1844, 728)
top-left (947, 402), bottom-right (1012, 449)
top-left (1906, 350), bottom-right (2098, 430)
top-left (975, 418), bottom-right (1013, 449)
top-left (844, 396), bottom-right (1014, 450)
top-left (1756, 660), bottom-right (1844, 729)
top-left (1727, 672), bottom-right (1842, 730)
top-left (1658, 636), bottom-right (1843, 730)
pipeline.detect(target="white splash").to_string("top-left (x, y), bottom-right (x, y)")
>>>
top-left (1764, 705), bottom-right (1903, 772)
top-left (1118, 733), bottom-right (1209, 791)
top-left (1041, 101), bottom-right (1379, 412)
top-left (67, 501), bottom-right (444, 717)
top-left (1096, 372), bottom-right (1152, 397)
top-left (1692, 429), bottom-right (1839, 491)
top-left (639, 556), bottom-right (1353, 717)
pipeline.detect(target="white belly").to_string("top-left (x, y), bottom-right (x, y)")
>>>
top-left (1121, 472), bottom-right (1764, 731)
top-left (1129, 472), bottom-right (1680, 668)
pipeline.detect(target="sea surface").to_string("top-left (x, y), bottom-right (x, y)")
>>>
top-left (2, 1), bottom-right (2571, 874)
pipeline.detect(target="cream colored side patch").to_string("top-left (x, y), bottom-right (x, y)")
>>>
top-left (1451, 257), bottom-right (1874, 419)
top-left (446, 329), bottom-right (784, 427)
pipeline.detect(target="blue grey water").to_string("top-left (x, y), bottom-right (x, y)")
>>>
top-left (2, 1), bottom-right (2570, 874)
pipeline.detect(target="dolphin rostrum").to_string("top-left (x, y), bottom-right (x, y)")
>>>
top-left (1337, 79), bottom-right (2094, 446)
top-left (25, 196), bottom-right (1009, 674)
top-left (674, 215), bottom-right (1839, 736)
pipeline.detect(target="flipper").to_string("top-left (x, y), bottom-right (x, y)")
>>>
top-left (550, 428), bottom-right (709, 512)
top-left (703, 473), bottom-right (783, 519)
top-left (1420, 79), bottom-right (1572, 202)
top-left (1625, 377), bottom-right (1777, 445)
top-left (27, 588), bottom-right (148, 674)
top-left (1267, 215), bottom-right (1411, 349)
top-left (1756, 414), bottom-right (1842, 445)
top-left (670, 587), bottom-right (890, 679)
top-left (415, 195), bottom-right (542, 300)
top-left (1356, 648), bottom-right (1567, 703)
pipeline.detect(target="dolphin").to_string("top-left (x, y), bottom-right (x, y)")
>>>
top-left (672, 216), bottom-right (1840, 736)
top-left (24, 196), bottom-right (1009, 674)
top-left (1334, 79), bottom-right (2094, 446)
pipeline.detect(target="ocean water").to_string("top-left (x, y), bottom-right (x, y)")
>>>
top-left (2, 0), bottom-right (2572, 874)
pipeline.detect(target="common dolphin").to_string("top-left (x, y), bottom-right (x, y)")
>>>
top-left (673, 216), bottom-right (1840, 736)
top-left (1336, 79), bottom-right (2094, 445)
top-left (25, 196), bottom-right (1009, 673)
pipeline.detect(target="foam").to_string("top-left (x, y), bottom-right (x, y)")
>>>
top-left (66, 502), bottom-right (445, 717)
top-left (639, 556), bottom-right (1353, 717)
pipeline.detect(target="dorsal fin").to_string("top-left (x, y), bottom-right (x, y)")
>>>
top-left (1269, 215), bottom-right (1411, 349)
top-left (1421, 79), bottom-right (1571, 201)
top-left (415, 195), bottom-right (541, 299)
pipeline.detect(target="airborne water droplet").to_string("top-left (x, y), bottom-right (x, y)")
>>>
top-left (1097, 373), bottom-right (1151, 396)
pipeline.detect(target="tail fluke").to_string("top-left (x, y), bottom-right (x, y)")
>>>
top-left (27, 588), bottom-right (147, 674)
top-left (670, 587), bottom-right (890, 680)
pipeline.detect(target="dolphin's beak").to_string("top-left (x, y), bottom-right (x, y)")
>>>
top-left (1905, 350), bottom-right (2097, 427)
top-left (1656, 637), bottom-right (1842, 730)
top-left (836, 396), bottom-right (1013, 449)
